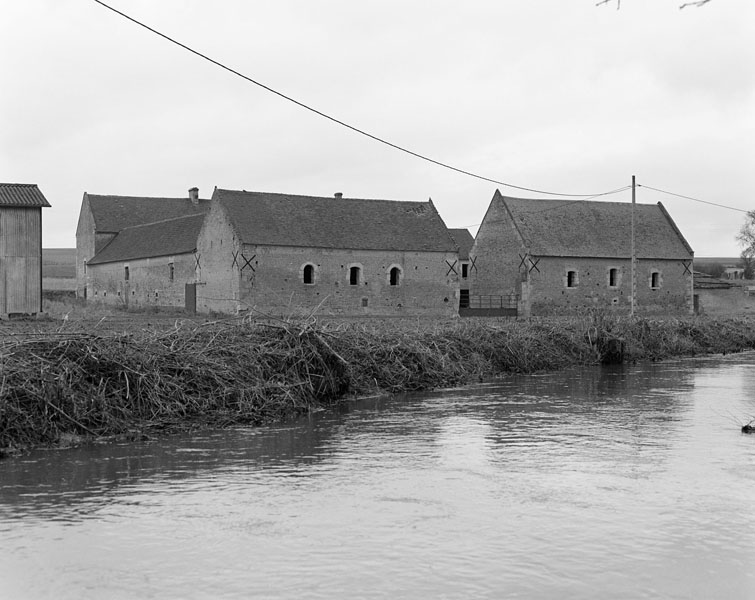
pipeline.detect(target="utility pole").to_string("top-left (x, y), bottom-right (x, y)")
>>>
top-left (631, 175), bottom-right (636, 317)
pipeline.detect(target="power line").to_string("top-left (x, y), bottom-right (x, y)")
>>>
top-left (92, 0), bottom-right (624, 199)
top-left (638, 184), bottom-right (747, 213)
top-left (454, 185), bottom-right (632, 229)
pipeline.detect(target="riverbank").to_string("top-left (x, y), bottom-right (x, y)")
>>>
top-left (3, 314), bottom-right (755, 455)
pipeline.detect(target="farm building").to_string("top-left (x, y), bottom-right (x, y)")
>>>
top-left (0, 183), bottom-right (51, 317)
top-left (76, 188), bottom-right (210, 303)
top-left (195, 189), bottom-right (461, 317)
top-left (468, 190), bottom-right (694, 317)
top-left (448, 228), bottom-right (474, 309)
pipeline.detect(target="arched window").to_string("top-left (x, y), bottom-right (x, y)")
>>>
top-left (349, 266), bottom-right (361, 286)
top-left (303, 264), bottom-right (315, 284)
top-left (389, 266), bottom-right (401, 286)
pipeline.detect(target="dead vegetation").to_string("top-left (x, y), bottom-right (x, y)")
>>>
top-left (3, 314), bottom-right (755, 455)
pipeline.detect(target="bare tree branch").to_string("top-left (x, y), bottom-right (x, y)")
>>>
top-left (597, 0), bottom-right (712, 8)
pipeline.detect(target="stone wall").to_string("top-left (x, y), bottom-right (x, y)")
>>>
top-left (86, 253), bottom-right (196, 309)
top-left (526, 257), bottom-right (692, 316)
top-left (235, 244), bottom-right (459, 317)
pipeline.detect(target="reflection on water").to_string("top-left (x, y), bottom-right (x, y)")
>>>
top-left (2, 355), bottom-right (755, 599)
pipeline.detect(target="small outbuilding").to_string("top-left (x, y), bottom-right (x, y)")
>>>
top-left (469, 190), bottom-right (694, 317)
top-left (0, 183), bottom-right (51, 317)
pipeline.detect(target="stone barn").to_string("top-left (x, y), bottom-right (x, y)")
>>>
top-left (195, 189), bottom-right (461, 317)
top-left (469, 190), bottom-right (694, 317)
top-left (84, 214), bottom-right (205, 309)
top-left (76, 187), bottom-right (209, 300)
top-left (0, 183), bottom-right (51, 317)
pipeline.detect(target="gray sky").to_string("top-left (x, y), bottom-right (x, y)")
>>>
top-left (2, 0), bottom-right (753, 256)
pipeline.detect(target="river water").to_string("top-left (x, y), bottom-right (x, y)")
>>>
top-left (2, 354), bottom-right (755, 599)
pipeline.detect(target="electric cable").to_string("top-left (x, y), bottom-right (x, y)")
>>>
top-left (93, 0), bottom-right (626, 199)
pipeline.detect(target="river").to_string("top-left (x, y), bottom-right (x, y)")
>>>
top-left (2, 354), bottom-right (755, 599)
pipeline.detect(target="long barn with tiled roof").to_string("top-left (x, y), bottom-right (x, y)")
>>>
top-left (196, 189), bottom-right (461, 316)
top-left (469, 190), bottom-right (694, 317)
top-left (0, 183), bottom-right (51, 316)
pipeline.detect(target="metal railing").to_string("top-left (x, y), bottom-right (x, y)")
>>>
top-left (460, 294), bottom-right (519, 310)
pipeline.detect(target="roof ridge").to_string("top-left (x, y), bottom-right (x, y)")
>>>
top-left (215, 188), bottom-right (431, 205)
top-left (116, 212), bottom-right (206, 232)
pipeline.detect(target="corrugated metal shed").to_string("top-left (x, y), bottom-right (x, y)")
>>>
top-left (0, 183), bottom-right (50, 315)
top-left (0, 183), bottom-right (51, 207)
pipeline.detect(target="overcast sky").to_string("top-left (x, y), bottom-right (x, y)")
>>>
top-left (2, 0), bottom-right (753, 256)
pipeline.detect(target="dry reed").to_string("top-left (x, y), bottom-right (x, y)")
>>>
top-left (3, 314), bottom-right (755, 454)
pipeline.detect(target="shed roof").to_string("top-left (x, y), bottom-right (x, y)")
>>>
top-left (86, 193), bottom-right (209, 233)
top-left (214, 189), bottom-right (457, 252)
top-left (0, 183), bottom-right (51, 207)
top-left (493, 192), bottom-right (693, 259)
top-left (88, 214), bottom-right (205, 265)
top-left (448, 228), bottom-right (475, 260)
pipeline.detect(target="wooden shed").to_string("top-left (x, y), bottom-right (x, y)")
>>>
top-left (0, 183), bottom-right (51, 316)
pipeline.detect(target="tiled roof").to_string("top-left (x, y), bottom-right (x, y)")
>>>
top-left (496, 193), bottom-right (693, 259)
top-left (448, 228), bottom-right (475, 260)
top-left (88, 214), bottom-right (205, 265)
top-left (214, 189), bottom-right (458, 252)
top-left (86, 193), bottom-right (209, 232)
top-left (0, 183), bottom-right (51, 207)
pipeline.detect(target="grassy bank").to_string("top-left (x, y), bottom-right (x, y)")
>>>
top-left (2, 314), bottom-right (755, 455)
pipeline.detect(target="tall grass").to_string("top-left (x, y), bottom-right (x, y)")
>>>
top-left (3, 314), bottom-right (755, 454)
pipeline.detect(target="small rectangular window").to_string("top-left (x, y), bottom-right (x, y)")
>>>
top-left (361, 297), bottom-right (369, 307)
top-left (567, 270), bottom-right (578, 288)
top-left (350, 266), bottom-right (361, 286)
top-left (609, 268), bottom-right (618, 287)
top-left (650, 271), bottom-right (661, 289)
top-left (124, 266), bottom-right (130, 281)
top-left (461, 263), bottom-right (469, 279)
top-left (169, 263), bottom-right (174, 281)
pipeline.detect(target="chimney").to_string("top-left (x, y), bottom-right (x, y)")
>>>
top-left (334, 192), bottom-right (343, 199)
top-left (189, 187), bottom-right (199, 204)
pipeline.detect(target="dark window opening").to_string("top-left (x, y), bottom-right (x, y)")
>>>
top-left (460, 289), bottom-right (470, 308)
top-left (651, 272), bottom-right (660, 288)
top-left (169, 263), bottom-right (174, 281)
top-left (389, 267), bottom-right (401, 286)
top-left (303, 264), bottom-right (314, 284)
top-left (461, 263), bottom-right (469, 279)
top-left (609, 268), bottom-right (618, 287)
top-left (124, 266), bottom-right (129, 281)
top-left (350, 266), bottom-right (361, 286)
top-left (361, 297), bottom-right (368, 307)
top-left (567, 270), bottom-right (577, 287)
